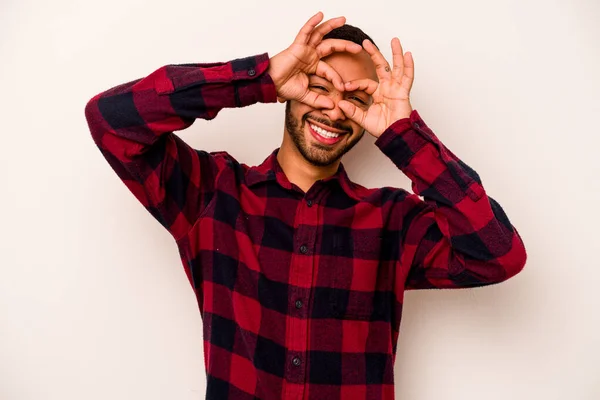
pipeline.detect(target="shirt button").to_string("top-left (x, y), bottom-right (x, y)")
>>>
top-left (295, 300), bottom-right (303, 309)
top-left (292, 357), bottom-right (302, 367)
top-left (299, 245), bottom-right (308, 254)
top-left (306, 199), bottom-right (313, 207)
top-left (248, 69), bottom-right (256, 77)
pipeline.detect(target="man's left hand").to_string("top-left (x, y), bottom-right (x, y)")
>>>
top-left (338, 37), bottom-right (414, 138)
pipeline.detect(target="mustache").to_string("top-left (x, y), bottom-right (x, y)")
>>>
top-left (303, 115), bottom-right (352, 134)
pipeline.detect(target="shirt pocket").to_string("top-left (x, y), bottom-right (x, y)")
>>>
top-left (328, 231), bottom-right (384, 321)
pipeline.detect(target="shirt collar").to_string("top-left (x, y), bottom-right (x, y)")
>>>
top-left (246, 148), bottom-right (362, 200)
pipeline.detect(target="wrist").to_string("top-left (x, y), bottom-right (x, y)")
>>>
top-left (266, 64), bottom-right (288, 103)
top-left (267, 56), bottom-right (284, 91)
top-left (391, 104), bottom-right (413, 124)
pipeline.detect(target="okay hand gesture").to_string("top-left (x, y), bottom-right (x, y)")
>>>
top-left (267, 12), bottom-right (363, 109)
top-left (338, 38), bottom-right (414, 138)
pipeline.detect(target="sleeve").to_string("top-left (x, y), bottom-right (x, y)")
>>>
top-left (84, 53), bottom-right (278, 241)
top-left (375, 110), bottom-right (527, 290)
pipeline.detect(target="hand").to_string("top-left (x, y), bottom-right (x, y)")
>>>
top-left (267, 12), bottom-right (363, 109)
top-left (337, 38), bottom-right (414, 138)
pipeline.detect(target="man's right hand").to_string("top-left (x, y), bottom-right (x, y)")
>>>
top-left (267, 12), bottom-right (363, 109)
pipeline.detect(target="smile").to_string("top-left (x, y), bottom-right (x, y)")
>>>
top-left (310, 123), bottom-right (340, 138)
top-left (307, 121), bottom-right (347, 145)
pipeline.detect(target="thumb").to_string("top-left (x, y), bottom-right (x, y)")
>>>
top-left (338, 100), bottom-right (365, 127)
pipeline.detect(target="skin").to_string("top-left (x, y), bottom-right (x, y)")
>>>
top-left (267, 12), bottom-right (415, 193)
top-left (280, 50), bottom-right (377, 186)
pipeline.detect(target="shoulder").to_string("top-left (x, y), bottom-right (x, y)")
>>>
top-left (344, 176), bottom-right (411, 202)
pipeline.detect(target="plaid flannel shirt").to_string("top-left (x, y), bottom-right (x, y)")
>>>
top-left (84, 52), bottom-right (527, 400)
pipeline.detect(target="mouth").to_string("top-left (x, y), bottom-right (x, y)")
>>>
top-left (306, 119), bottom-right (349, 145)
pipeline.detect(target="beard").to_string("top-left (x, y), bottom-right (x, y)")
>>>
top-left (284, 101), bottom-right (364, 167)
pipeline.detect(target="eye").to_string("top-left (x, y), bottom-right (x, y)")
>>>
top-left (350, 96), bottom-right (367, 105)
top-left (310, 85), bottom-right (328, 91)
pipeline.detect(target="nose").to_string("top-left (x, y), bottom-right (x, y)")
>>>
top-left (321, 90), bottom-right (346, 122)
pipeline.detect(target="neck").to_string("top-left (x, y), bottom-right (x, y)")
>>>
top-left (277, 136), bottom-right (340, 193)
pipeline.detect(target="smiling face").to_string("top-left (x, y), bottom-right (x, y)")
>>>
top-left (284, 50), bottom-right (378, 167)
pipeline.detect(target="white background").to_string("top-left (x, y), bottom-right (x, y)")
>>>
top-left (1, 0), bottom-right (599, 399)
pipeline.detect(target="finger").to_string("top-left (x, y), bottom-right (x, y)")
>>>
top-left (363, 39), bottom-right (391, 80)
top-left (338, 100), bottom-right (367, 127)
top-left (402, 51), bottom-right (415, 92)
top-left (294, 11), bottom-right (324, 45)
top-left (315, 60), bottom-right (345, 93)
top-left (299, 89), bottom-right (334, 109)
top-left (316, 38), bottom-right (363, 59)
top-left (344, 78), bottom-right (379, 95)
top-left (307, 16), bottom-right (346, 47)
top-left (391, 37), bottom-right (404, 80)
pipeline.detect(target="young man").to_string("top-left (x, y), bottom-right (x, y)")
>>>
top-left (85, 12), bottom-right (527, 400)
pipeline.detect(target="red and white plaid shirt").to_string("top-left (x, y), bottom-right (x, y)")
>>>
top-left (85, 52), bottom-right (527, 400)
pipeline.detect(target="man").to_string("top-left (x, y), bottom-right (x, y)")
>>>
top-left (85, 12), bottom-right (527, 400)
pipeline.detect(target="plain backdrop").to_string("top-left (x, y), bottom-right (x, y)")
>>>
top-left (1, 0), bottom-right (599, 399)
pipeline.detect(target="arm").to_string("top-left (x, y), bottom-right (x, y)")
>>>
top-left (376, 110), bottom-right (527, 290)
top-left (337, 38), bottom-right (526, 290)
top-left (84, 12), bottom-right (363, 243)
top-left (84, 54), bottom-right (277, 241)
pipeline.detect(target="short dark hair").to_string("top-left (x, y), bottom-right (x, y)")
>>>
top-left (322, 24), bottom-right (378, 49)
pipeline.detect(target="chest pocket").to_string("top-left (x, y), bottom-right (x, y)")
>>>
top-left (328, 230), bottom-right (386, 320)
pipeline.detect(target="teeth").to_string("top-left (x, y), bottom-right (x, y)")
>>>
top-left (310, 123), bottom-right (340, 139)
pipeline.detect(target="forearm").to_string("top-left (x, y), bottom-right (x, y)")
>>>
top-left (83, 53), bottom-right (277, 241)
top-left (377, 110), bottom-right (527, 289)
top-left (84, 53), bottom-right (277, 161)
